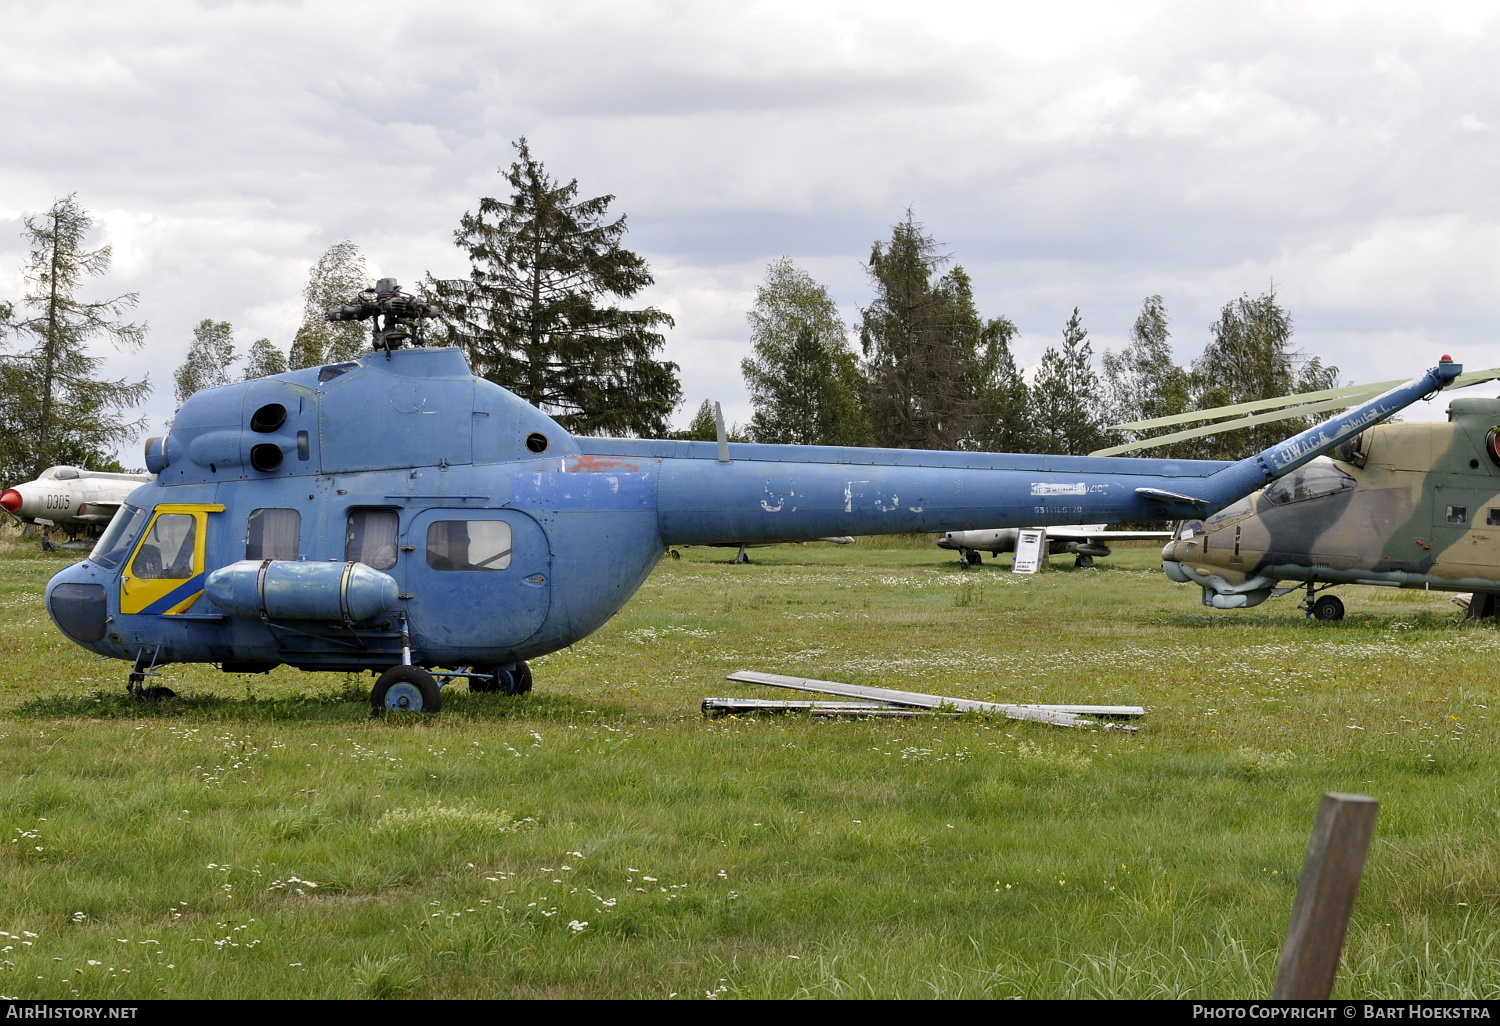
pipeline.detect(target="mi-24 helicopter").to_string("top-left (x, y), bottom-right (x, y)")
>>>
top-left (41, 277), bottom-right (1462, 712)
top-left (1145, 387), bottom-right (1500, 620)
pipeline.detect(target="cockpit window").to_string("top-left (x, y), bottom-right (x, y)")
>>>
top-left (345, 509), bottom-right (398, 570)
top-left (247, 508), bottom-right (301, 560)
top-left (130, 513), bottom-right (198, 580)
top-left (1262, 458), bottom-right (1355, 507)
top-left (426, 521), bottom-right (512, 572)
top-left (90, 504), bottom-right (147, 570)
top-left (1205, 496), bottom-right (1253, 529)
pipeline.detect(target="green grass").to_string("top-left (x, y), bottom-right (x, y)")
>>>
top-left (0, 531), bottom-right (1496, 998)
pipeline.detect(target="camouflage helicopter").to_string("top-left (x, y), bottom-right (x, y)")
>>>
top-left (1096, 373), bottom-right (1500, 620)
top-left (40, 278), bottom-right (1461, 712)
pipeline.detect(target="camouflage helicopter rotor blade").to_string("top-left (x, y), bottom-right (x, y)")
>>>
top-left (1105, 367), bottom-right (1500, 434)
top-left (1093, 367), bottom-right (1500, 457)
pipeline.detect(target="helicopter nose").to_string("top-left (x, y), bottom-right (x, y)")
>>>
top-left (0, 489), bottom-right (21, 514)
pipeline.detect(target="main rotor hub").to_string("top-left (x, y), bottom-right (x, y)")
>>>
top-left (325, 277), bottom-right (438, 353)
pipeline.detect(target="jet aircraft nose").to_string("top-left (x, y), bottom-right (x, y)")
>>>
top-left (0, 489), bottom-right (20, 514)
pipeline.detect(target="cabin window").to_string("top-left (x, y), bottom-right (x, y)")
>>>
top-left (1489, 509), bottom-right (1500, 527)
top-left (1447, 505), bottom-right (1468, 525)
top-left (90, 504), bottom-right (147, 570)
top-left (1262, 458), bottom-right (1355, 507)
top-left (246, 508), bottom-right (301, 560)
top-left (345, 509), bottom-right (398, 570)
top-left (426, 520), bottom-right (512, 572)
top-left (131, 513), bottom-right (198, 580)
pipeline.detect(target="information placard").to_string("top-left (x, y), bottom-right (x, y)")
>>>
top-left (1012, 529), bottom-right (1048, 573)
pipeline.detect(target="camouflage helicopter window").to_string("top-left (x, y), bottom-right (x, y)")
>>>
top-left (246, 508), bottom-right (300, 560)
top-left (1262, 459), bottom-right (1355, 507)
top-left (1447, 505), bottom-right (1467, 525)
top-left (1489, 509), bottom-right (1500, 527)
top-left (345, 509), bottom-right (398, 570)
top-left (1205, 496), bottom-right (1252, 529)
top-left (426, 520), bottom-right (512, 572)
top-left (131, 513), bottom-right (197, 580)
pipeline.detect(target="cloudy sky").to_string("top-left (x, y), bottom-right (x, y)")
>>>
top-left (2, 0), bottom-right (1498, 465)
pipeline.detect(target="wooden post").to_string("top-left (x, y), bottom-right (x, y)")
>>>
top-left (1272, 792), bottom-right (1379, 1000)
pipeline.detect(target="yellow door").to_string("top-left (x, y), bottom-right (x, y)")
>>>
top-left (119, 504), bottom-right (225, 615)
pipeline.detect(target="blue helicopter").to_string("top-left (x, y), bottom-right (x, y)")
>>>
top-left (42, 279), bottom-right (1461, 712)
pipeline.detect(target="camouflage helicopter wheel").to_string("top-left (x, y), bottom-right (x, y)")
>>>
top-left (372, 666), bottom-right (442, 714)
top-left (1311, 595), bottom-right (1345, 621)
top-left (512, 662), bottom-right (533, 695)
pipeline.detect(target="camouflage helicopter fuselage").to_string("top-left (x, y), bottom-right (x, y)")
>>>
top-left (1162, 397), bottom-right (1500, 615)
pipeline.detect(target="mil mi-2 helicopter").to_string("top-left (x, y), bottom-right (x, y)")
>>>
top-left (1160, 393), bottom-right (1500, 620)
top-left (41, 278), bottom-right (1462, 712)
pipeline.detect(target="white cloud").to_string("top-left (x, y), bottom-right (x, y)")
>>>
top-left (2, 0), bottom-right (1499, 459)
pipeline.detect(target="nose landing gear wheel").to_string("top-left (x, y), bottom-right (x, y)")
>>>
top-left (1311, 595), bottom-right (1345, 621)
top-left (372, 665), bottom-right (441, 714)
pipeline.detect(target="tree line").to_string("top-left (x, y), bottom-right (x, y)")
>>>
top-left (1, 144), bottom-right (1338, 486)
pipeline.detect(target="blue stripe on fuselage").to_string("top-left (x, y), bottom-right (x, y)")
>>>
top-left (137, 573), bottom-right (207, 615)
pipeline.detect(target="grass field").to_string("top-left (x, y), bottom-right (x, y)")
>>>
top-left (0, 531), bottom-right (1497, 999)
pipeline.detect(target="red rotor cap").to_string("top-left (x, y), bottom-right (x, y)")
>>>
top-left (0, 490), bottom-right (21, 514)
top-left (1441, 355), bottom-right (1452, 361)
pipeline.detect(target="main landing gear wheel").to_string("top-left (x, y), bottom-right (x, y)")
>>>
top-left (1311, 595), bottom-right (1345, 621)
top-left (372, 665), bottom-right (441, 714)
top-left (1074, 554), bottom-right (1095, 569)
top-left (959, 547), bottom-right (981, 569)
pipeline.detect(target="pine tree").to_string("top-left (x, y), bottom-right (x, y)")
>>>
top-left (1030, 308), bottom-right (1105, 455)
top-left (741, 258), bottom-right (868, 446)
top-left (0, 195), bottom-right (149, 483)
top-left (287, 241), bottom-right (369, 369)
top-left (1189, 286), bottom-right (1338, 459)
top-left (965, 300), bottom-right (1030, 453)
top-left (859, 213), bottom-right (998, 450)
top-left (427, 139), bottom-right (681, 437)
top-left (173, 319), bottom-right (236, 406)
top-left (242, 337), bottom-right (289, 380)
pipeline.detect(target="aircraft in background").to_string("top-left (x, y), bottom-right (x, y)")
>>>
top-left (937, 525), bottom-right (1173, 568)
top-left (38, 277), bottom-right (1462, 712)
top-left (1, 466), bottom-right (153, 548)
top-left (1162, 396), bottom-right (1500, 620)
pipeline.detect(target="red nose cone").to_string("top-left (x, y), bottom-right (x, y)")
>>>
top-left (0, 490), bottom-right (20, 514)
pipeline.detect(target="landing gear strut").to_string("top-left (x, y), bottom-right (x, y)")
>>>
top-left (126, 650), bottom-right (175, 701)
top-left (958, 547), bottom-right (982, 569)
top-left (1298, 581), bottom-right (1344, 621)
